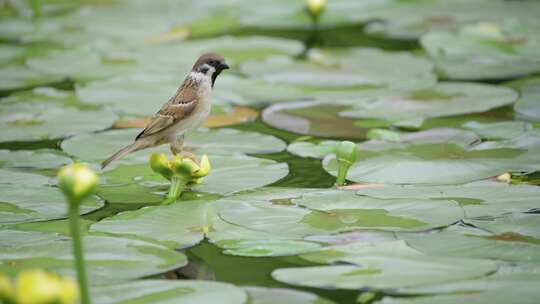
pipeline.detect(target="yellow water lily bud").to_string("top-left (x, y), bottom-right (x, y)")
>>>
top-left (496, 172), bottom-right (511, 183)
top-left (336, 141), bottom-right (358, 165)
top-left (172, 158), bottom-right (201, 179)
top-left (16, 270), bottom-right (77, 304)
top-left (192, 154), bottom-right (211, 178)
top-left (57, 163), bottom-right (98, 204)
top-left (305, 0), bottom-right (326, 19)
top-left (0, 274), bottom-right (14, 302)
top-left (150, 153), bottom-right (173, 180)
top-left (335, 141), bottom-right (359, 186)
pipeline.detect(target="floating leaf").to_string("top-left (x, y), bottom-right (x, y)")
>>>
top-left (245, 286), bottom-right (334, 304)
top-left (0, 183), bottom-right (103, 224)
top-left (356, 181), bottom-right (540, 219)
top-left (0, 230), bottom-right (187, 284)
top-left (0, 149), bottom-right (72, 169)
top-left (0, 89), bottom-right (117, 143)
top-left (242, 48), bottom-right (435, 90)
top-left (340, 82), bottom-right (517, 122)
top-left (92, 280), bottom-right (247, 304)
top-left (421, 21), bottom-right (540, 80)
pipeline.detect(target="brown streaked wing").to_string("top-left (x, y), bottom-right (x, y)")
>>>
top-left (136, 84), bottom-right (199, 139)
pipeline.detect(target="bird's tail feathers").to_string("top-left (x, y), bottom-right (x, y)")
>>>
top-left (101, 142), bottom-right (140, 169)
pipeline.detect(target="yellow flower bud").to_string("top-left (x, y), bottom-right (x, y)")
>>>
top-left (305, 0), bottom-right (326, 19)
top-left (57, 163), bottom-right (98, 204)
top-left (150, 153), bottom-right (173, 180)
top-left (172, 158), bottom-right (201, 179)
top-left (192, 154), bottom-right (211, 178)
top-left (0, 274), bottom-right (14, 302)
top-left (496, 172), bottom-right (511, 183)
top-left (16, 270), bottom-right (77, 304)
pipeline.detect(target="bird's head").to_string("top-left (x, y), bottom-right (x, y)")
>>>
top-left (192, 53), bottom-right (229, 87)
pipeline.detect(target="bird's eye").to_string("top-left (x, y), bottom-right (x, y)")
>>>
top-left (209, 60), bottom-right (216, 66)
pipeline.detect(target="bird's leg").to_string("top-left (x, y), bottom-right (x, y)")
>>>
top-left (170, 134), bottom-right (184, 156)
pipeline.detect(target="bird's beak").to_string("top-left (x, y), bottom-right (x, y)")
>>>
top-left (219, 62), bottom-right (230, 70)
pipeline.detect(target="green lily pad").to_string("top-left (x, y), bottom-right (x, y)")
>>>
top-left (400, 226), bottom-right (540, 263)
top-left (0, 169), bottom-right (51, 186)
top-left (287, 140), bottom-right (339, 159)
top-left (0, 183), bottom-right (103, 224)
top-left (293, 190), bottom-right (464, 231)
top-left (381, 272), bottom-right (540, 304)
top-left (61, 128), bottom-right (286, 166)
top-left (272, 254), bottom-right (497, 291)
top-left (466, 214), bottom-right (540, 239)
top-left (220, 188), bottom-right (462, 238)
top-left (356, 181), bottom-right (540, 219)
top-left (0, 64), bottom-right (63, 91)
top-left (92, 192), bottom-right (321, 257)
top-left (0, 89), bottom-right (117, 143)
top-left (0, 230), bottom-right (187, 284)
top-left (241, 48), bottom-right (435, 90)
top-left (0, 149), bottom-right (72, 169)
top-left (339, 82), bottom-right (517, 122)
top-left (462, 121), bottom-right (534, 140)
top-left (511, 77), bottom-right (540, 122)
top-left (421, 21), bottom-right (540, 80)
top-left (209, 220), bottom-right (322, 257)
top-left (323, 128), bottom-right (539, 185)
top-left (262, 102), bottom-right (369, 139)
top-left (91, 200), bottom-right (219, 249)
top-left (361, 0), bottom-right (540, 40)
top-left (92, 280), bottom-right (247, 304)
top-left (26, 47), bottom-right (134, 82)
top-left (245, 286), bottom-right (334, 304)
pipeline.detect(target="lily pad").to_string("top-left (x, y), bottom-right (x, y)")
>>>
top-left (92, 280), bottom-right (247, 304)
top-left (61, 128), bottom-right (286, 166)
top-left (361, 0), bottom-right (540, 40)
top-left (421, 21), bottom-right (540, 80)
top-left (381, 273), bottom-right (540, 304)
top-left (0, 230), bottom-right (187, 284)
top-left (91, 200), bottom-right (219, 249)
top-left (209, 220), bottom-right (322, 257)
top-left (0, 149), bottom-right (72, 169)
top-left (262, 102), bottom-right (369, 139)
top-left (272, 254), bottom-right (497, 291)
top-left (241, 48), bottom-right (435, 90)
top-left (293, 190), bottom-right (464, 231)
top-left (466, 214), bottom-right (540, 239)
top-left (512, 77), bottom-right (540, 122)
top-left (323, 128), bottom-right (539, 185)
top-left (287, 140), bottom-right (340, 159)
top-left (339, 82), bottom-right (517, 122)
top-left (462, 121), bottom-right (534, 140)
top-left (0, 89), bottom-right (117, 143)
top-left (245, 286), bottom-right (334, 304)
top-left (0, 64), bottom-right (63, 91)
top-left (400, 226), bottom-right (540, 262)
top-left (0, 184), bottom-right (103, 224)
top-left (0, 169), bottom-right (51, 186)
top-left (356, 181), bottom-right (540, 219)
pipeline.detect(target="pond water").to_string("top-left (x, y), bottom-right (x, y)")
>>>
top-left (1, 1), bottom-right (540, 304)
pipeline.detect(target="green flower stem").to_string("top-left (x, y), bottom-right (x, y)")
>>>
top-left (68, 203), bottom-right (91, 304)
top-left (165, 175), bottom-right (186, 204)
top-left (336, 161), bottom-right (351, 186)
top-left (30, 0), bottom-right (41, 19)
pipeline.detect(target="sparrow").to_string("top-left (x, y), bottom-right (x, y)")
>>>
top-left (101, 53), bottom-right (230, 168)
